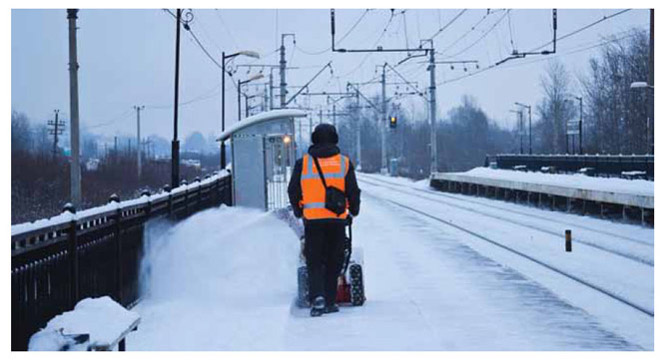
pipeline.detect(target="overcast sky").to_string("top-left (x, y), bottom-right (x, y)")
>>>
top-left (11, 8), bottom-right (650, 142)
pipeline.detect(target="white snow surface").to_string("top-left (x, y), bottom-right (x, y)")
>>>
top-left (127, 178), bottom-right (652, 350)
top-left (29, 296), bottom-right (140, 351)
top-left (448, 167), bottom-right (653, 196)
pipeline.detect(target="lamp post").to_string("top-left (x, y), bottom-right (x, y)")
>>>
top-left (237, 73), bottom-right (264, 122)
top-left (630, 81), bottom-right (654, 154)
top-left (564, 96), bottom-right (583, 154)
top-left (515, 102), bottom-right (532, 154)
top-left (171, 9), bottom-right (183, 189)
top-left (220, 50), bottom-right (259, 170)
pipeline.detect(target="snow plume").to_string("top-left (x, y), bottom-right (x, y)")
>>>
top-left (131, 205), bottom-right (300, 350)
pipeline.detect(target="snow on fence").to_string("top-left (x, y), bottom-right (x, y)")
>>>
top-left (11, 171), bottom-right (232, 351)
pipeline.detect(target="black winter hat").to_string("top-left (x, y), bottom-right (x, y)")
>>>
top-left (311, 123), bottom-right (339, 145)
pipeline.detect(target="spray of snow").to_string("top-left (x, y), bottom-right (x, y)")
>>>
top-left (131, 205), bottom-right (299, 350)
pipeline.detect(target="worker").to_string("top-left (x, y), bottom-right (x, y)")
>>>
top-left (288, 123), bottom-right (361, 317)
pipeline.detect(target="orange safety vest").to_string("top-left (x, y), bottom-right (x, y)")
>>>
top-left (300, 153), bottom-right (349, 220)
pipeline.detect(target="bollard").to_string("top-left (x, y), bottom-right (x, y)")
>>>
top-left (565, 229), bottom-right (572, 252)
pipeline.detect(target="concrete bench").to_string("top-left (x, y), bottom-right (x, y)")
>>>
top-left (29, 296), bottom-right (140, 351)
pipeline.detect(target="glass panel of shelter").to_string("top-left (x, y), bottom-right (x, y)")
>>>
top-left (264, 134), bottom-right (293, 211)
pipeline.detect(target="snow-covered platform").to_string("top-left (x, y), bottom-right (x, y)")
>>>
top-left (431, 168), bottom-right (654, 225)
top-left (126, 188), bottom-right (652, 350)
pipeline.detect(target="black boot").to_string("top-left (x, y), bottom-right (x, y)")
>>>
top-left (310, 296), bottom-right (325, 317)
top-left (324, 304), bottom-right (339, 313)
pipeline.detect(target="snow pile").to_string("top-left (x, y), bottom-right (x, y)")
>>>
top-left (29, 296), bottom-right (139, 351)
top-left (130, 205), bottom-right (299, 350)
top-left (454, 167), bottom-right (654, 196)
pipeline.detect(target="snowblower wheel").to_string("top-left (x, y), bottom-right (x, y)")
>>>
top-left (349, 263), bottom-right (365, 306)
top-left (296, 265), bottom-right (310, 308)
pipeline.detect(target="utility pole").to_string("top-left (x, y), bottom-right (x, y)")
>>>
top-left (515, 102), bottom-right (532, 154)
top-left (428, 47), bottom-right (438, 174)
top-left (519, 111), bottom-right (524, 154)
top-left (48, 109), bottom-right (64, 160)
top-left (269, 70), bottom-right (274, 110)
top-left (648, 8), bottom-right (654, 154)
top-left (308, 113), bottom-right (313, 138)
top-left (221, 51), bottom-right (226, 170)
top-left (134, 105), bottom-right (144, 181)
top-left (509, 109), bottom-right (522, 154)
top-left (577, 96), bottom-right (583, 154)
top-left (355, 90), bottom-right (361, 170)
top-left (332, 103), bottom-right (336, 128)
top-left (380, 63), bottom-right (388, 173)
top-left (171, 8), bottom-right (183, 189)
top-left (280, 34), bottom-right (295, 108)
top-left (67, 9), bottom-right (81, 209)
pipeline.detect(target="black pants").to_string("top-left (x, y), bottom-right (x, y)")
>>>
top-left (304, 221), bottom-right (346, 306)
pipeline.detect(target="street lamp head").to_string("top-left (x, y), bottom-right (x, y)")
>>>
top-left (237, 50), bottom-right (260, 59)
top-left (248, 73), bottom-right (264, 82)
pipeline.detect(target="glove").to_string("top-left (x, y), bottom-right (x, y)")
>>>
top-left (293, 206), bottom-right (303, 219)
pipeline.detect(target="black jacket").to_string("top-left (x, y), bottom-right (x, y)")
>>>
top-left (287, 143), bottom-right (361, 220)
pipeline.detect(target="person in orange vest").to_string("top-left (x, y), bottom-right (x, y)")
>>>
top-left (288, 123), bottom-right (361, 317)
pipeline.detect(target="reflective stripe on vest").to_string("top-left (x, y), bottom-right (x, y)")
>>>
top-left (300, 154), bottom-right (349, 220)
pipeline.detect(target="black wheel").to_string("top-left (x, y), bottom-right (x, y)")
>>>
top-left (297, 266), bottom-right (310, 308)
top-left (349, 264), bottom-right (365, 306)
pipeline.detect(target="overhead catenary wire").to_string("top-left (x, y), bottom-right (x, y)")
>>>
top-left (438, 9), bottom-right (498, 55)
top-left (437, 26), bottom-right (646, 86)
top-left (528, 9), bottom-right (632, 52)
top-left (163, 9), bottom-right (223, 69)
top-left (441, 9), bottom-right (511, 59)
top-left (427, 9), bottom-right (467, 41)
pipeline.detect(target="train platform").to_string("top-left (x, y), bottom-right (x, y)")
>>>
top-left (430, 167), bottom-right (654, 225)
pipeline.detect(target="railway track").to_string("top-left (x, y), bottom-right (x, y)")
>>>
top-left (362, 175), bottom-right (652, 247)
top-left (359, 176), bottom-right (653, 267)
top-left (360, 184), bottom-right (654, 318)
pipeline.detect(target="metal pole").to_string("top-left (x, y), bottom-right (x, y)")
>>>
top-left (269, 70), bottom-right (274, 110)
top-left (429, 49), bottom-right (438, 174)
top-left (308, 113), bottom-right (313, 138)
top-left (648, 8), bottom-right (654, 154)
top-left (519, 111), bottom-right (524, 154)
top-left (237, 79), bottom-right (242, 121)
top-left (135, 105), bottom-right (144, 181)
top-left (171, 9), bottom-right (182, 189)
top-left (332, 103), bottom-right (337, 128)
top-left (528, 106), bottom-right (532, 154)
top-left (245, 94), bottom-right (249, 117)
top-left (381, 64), bottom-right (387, 172)
top-left (221, 52), bottom-right (226, 169)
top-left (356, 90), bottom-right (361, 169)
top-left (67, 9), bottom-right (81, 208)
top-left (280, 37), bottom-right (286, 108)
top-left (53, 109), bottom-right (60, 160)
top-left (579, 97), bottom-right (583, 154)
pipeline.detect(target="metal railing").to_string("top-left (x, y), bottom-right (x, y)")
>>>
top-left (486, 154), bottom-right (654, 180)
top-left (11, 171), bottom-right (233, 351)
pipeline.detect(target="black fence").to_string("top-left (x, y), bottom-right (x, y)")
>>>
top-left (486, 154), bottom-right (654, 180)
top-left (11, 172), bottom-right (232, 351)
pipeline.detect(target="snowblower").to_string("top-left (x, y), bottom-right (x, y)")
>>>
top-left (296, 217), bottom-right (366, 308)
